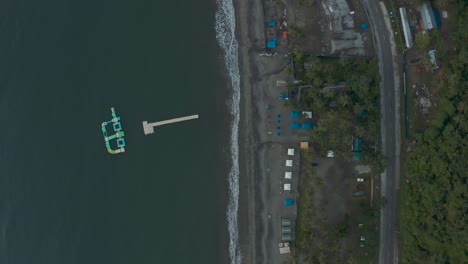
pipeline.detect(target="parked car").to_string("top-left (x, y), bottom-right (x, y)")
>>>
top-left (357, 178), bottom-right (365, 182)
top-left (353, 191), bottom-right (366, 197)
top-left (357, 183), bottom-right (366, 189)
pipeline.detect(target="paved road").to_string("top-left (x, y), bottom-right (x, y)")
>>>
top-left (361, 1), bottom-right (401, 263)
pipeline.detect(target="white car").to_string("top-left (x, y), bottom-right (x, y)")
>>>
top-left (357, 178), bottom-right (365, 182)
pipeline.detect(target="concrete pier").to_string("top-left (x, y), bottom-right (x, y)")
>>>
top-left (142, 114), bottom-right (199, 135)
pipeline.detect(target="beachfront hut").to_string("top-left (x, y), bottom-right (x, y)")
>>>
top-left (287, 148), bottom-right (295, 156)
top-left (286, 160), bottom-right (293, 167)
top-left (290, 111), bottom-right (301, 118)
top-left (291, 122), bottom-right (301, 129)
top-left (284, 183), bottom-right (291, 190)
top-left (285, 172), bottom-right (292, 179)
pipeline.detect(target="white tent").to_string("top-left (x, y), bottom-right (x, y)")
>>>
top-left (302, 111), bottom-right (312, 118)
top-left (286, 160), bottom-right (293, 167)
top-left (284, 183), bottom-right (291, 190)
top-left (287, 148), bottom-right (295, 156)
top-left (285, 172), bottom-right (292, 179)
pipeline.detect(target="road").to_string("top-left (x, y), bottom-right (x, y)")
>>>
top-left (361, 0), bottom-right (401, 264)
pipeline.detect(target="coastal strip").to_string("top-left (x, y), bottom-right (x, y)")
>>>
top-left (215, 0), bottom-right (242, 263)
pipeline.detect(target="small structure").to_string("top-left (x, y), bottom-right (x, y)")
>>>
top-left (302, 122), bottom-right (313, 130)
top-left (286, 160), bottom-right (293, 167)
top-left (355, 165), bottom-right (371, 174)
top-left (442, 11), bottom-right (448, 19)
top-left (282, 234), bottom-right (292, 241)
top-left (267, 39), bottom-right (277, 49)
top-left (279, 243), bottom-right (291, 254)
top-left (285, 172), bottom-right (292, 179)
top-left (300, 142), bottom-right (309, 149)
top-left (284, 183), bottom-right (291, 191)
top-left (276, 80), bottom-right (287, 86)
top-left (353, 191), bottom-right (366, 197)
top-left (302, 111), bottom-right (313, 119)
top-left (281, 219), bottom-right (291, 226)
top-left (284, 199), bottom-right (295, 206)
top-left (287, 148), bottom-right (295, 156)
top-left (420, 2), bottom-right (439, 30)
top-left (291, 122), bottom-right (301, 129)
top-left (352, 137), bottom-right (362, 160)
top-left (290, 111), bottom-right (301, 118)
top-left (428, 49), bottom-right (439, 71)
top-left (101, 107), bottom-right (126, 154)
top-left (400, 7), bottom-right (413, 48)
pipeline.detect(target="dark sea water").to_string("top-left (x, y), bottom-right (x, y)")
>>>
top-left (0, 0), bottom-right (229, 263)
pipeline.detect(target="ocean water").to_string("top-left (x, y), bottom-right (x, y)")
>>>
top-left (0, 0), bottom-right (234, 263)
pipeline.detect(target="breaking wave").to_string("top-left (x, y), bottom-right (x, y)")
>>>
top-left (215, 0), bottom-right (241, 263)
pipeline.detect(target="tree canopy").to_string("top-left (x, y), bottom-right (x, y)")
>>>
top-left (400, 1), bottom-right (468, 262)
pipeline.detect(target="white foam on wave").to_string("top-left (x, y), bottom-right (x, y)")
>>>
top-left (215, 0), bottom-right (241, 263)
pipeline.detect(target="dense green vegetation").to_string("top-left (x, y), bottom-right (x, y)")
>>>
top-left (289, 55), bottom-right (384, 171)
top-left (399, 1), bottom-right (468, 263)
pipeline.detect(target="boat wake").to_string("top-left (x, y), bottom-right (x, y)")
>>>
top-left (215, 0), bottom-right (241, 263)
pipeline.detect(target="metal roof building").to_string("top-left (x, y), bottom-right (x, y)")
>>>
top-left (400, 7), bottom-right (413, 48)
top-left (420, 3), bottom-right (438, 30)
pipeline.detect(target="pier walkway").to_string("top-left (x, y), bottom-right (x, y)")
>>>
top-left (142, 114), bottom-right (199, 135)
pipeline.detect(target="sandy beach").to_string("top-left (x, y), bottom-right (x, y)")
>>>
top-left (236, 0), bottom-right (297, 262)
top-left (235, 0), bottom-right (264, 262)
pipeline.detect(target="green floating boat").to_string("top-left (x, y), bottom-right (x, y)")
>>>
top-left (101, 107), bottom-right (126, 154)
